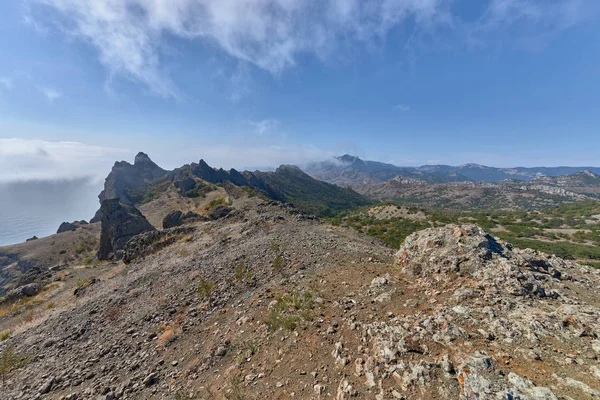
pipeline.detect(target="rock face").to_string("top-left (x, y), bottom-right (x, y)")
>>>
top-left (56, 222), bottom-right (77, 233)
top-left (97, 199), bottom-right (155, 260)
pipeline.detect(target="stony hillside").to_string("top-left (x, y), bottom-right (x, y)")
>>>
top-left (1, 193), bottom-right (600, 399)
top-left (352, 175), bottom-right (599, 210)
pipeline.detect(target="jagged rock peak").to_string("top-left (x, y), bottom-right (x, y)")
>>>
top-left (134, 151), bottom-right (153, 165)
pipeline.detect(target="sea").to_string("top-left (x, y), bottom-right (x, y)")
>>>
top-left (0, 178), bottom-right (103, 246)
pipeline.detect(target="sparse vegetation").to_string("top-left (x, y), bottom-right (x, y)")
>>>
top-left (0, 331), bottom-right (10, 342)
top-left (205, 197), bottom-right (227, 211)
top-left (197, 277), bottom-right (216, 298)
top-left (127, 180), bottom-right (171, 205)
top-left (183, 181), bottom-right (216, 198)
top-left (0, 345), bottom-right (28, 385)
top-left (235, 263), bottom-right (254, 282)
top-left (228, 374), bottom-right (246, 400)
top-left (266, 291), bottom-right (314, 331)
top-left (332, 200), bottom-right (600, 264)
top-left (272, 255), bottom-right (284, 272)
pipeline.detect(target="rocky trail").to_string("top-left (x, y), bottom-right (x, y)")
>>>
top-left (1, 197), bottom-right (600, 399)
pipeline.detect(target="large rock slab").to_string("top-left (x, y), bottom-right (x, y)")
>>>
top-left (97, 199), bottom-right (155, 260)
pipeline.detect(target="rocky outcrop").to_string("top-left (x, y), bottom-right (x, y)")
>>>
top-left (162, 210), bottom-right (205, 229)
top-left (25, 236), bottom-right (38, 242)
top-left (56, 222), bottom-right (77, 233)
top-left (395, 224), bottom-right (564, 298)
top-left (98, 152), bottom-right (166, 205)
top-left (97, 199), bottom-right (155, 260)
top-left (208, 205), bottom-right (233, 220)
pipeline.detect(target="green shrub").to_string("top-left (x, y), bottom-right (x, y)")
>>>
top-left (204, 197), bottom-right (227, 211)
top-left (0, 345), bottom-right (28, 385)
top-left (272, 255), bottom-right (284, 272)
top-left (197, 277), bottom-right (216, 298)
top-left (0, 331), bottom-right (9, 342)
top-left (266, 291), bottom-right (314, 331)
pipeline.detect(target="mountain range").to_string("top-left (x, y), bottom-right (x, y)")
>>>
top-left (303, 154), bottom-right (600, 185)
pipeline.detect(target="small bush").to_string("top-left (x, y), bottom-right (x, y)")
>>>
top-left (235, 264), bottom-right (254, 282)
top-left (229, 374), bottom-right (246, 400)
top-left (104, 305), bottom-right (123, 322)
top-left (45, 302), bottom-right (56, 310)
top-left (197, 277), bottom-right (216, 298)
top-left (0, 345), bottom-right (28, 385)
top-left (272, 255), bottom-right (284, 272)
top-left (204, 197), bottom-right (227, 211)
top-left (266, 291), bottom-right (314, 331)
top-left (0, 331), bottom-right (9, 342)
top-left (177, 248), bottom-right (189, 257)
top-left (74, 242), bottom-right (87, 255)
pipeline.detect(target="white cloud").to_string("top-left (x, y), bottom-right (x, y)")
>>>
top-left (0, 77), bottom-right (13, 90)
top-left (394, 104), bottom-right (411, 112)
top-left (31, 0), bottom-right (452, 97)
top-left (158, 142), bottom-right (334, 171)
top-left (39, 87), bottom-right (62, 101)
top-left (471, 0), bottom-right (600, 48)
top-left (0, 137), bottom-right (336, 181)
top-left (248, 118), bottom-right (281, 137)
top-left (0, 138), bottom-right (129, 182)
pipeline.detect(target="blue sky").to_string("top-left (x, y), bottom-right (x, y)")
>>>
top-left (1, 0), bottom-right (600, 181)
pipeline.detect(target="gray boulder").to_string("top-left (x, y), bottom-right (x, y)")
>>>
top-left (57, 222), bottom-right (77, 234)
top-left (162, 210), bottom-right (205, 229)
top-left (97, 199), bottom-right (156, 261)
top-left (209, 205), bottom-right (232, 220)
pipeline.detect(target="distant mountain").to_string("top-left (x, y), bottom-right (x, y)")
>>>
top-left (529, 170), bottom-right (600, 187)
top-left (96, 153), bottom-right (370, 218)
top-left (303, 155), bottom-right (600, 185)
top-left (417, 164), bottom-right (600, 182)
top-left (303, 155), bottom-right (470, 186)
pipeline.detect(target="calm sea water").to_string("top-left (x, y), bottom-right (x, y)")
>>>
top-left (0, 179), bottom-right (103, 246)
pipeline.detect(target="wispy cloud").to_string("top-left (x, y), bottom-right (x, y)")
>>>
top-left (39, 87), bottom-right (62, 101)
top-left (0, 138), bottom-right (130, 182)
top-left (31, 0), bottom-right (452, 98)
top-left (394, 104), bottom-right (411, 112)
top-left (248, 119), bottom-right (281, 137)
top-left (28, 0), bottom-right (597, 98)
top-left (470, 0), bottom-right (600, 49)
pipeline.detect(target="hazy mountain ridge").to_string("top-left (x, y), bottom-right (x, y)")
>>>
top-left (304, 155), bottom-right (600, 185)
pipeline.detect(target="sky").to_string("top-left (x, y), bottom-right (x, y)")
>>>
top-left (1, 0), bottom-right (600, 182)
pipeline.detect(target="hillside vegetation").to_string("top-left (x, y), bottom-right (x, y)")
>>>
top-left (330, 200), bottom-right (600, 267)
